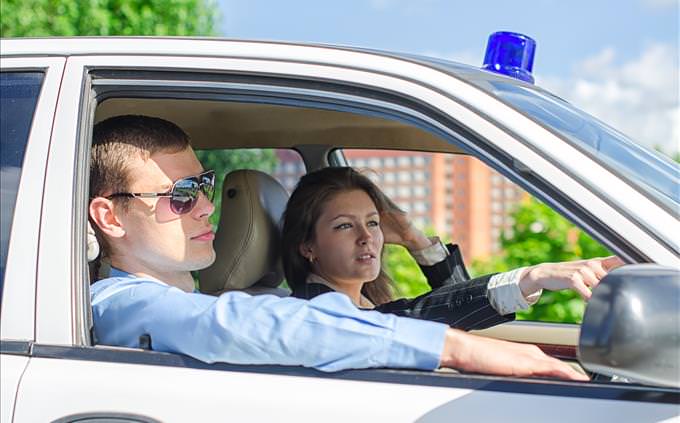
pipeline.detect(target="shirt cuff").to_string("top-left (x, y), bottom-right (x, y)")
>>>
top-left (487, 267), bottom-right (542, 315)
top-left (409, 237), bottom-right (448, 265)
top-left (381, 316), bottom-right (449, 371)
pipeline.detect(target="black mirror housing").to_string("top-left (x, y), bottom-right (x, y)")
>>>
top-left (578, 264), bottom-right (680, 388)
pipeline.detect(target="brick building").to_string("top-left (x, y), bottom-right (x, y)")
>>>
top-left (273, 149), bottom-right (526, 262)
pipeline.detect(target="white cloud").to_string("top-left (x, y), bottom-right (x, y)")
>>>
top-left (642, 0), bottom-right (679, 10)
top-left (538, 43), bottom-right (679, 155)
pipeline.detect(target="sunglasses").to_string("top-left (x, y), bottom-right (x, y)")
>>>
top-left (107, 170), bottom-right (216, 215)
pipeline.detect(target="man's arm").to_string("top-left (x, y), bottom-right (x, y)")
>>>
top-left (92, 277), bottom-right (586, 380)
top-left (441, 329), bottom-right (587, 380)
top-left (92, 278), bottom-right (447, 372)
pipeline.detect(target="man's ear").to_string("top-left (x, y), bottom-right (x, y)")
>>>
top-left (89, 197), bottom-right (126, 239)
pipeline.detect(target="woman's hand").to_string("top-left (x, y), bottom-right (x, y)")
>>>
top-left (380, 209), bottom-right (432, 251)
top-left (518, 256), bottom-right (625, 300)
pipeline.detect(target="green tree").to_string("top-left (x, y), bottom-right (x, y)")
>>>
top-left (0, 0), bottom-right (281, 226)
top-left (1, 0), bottom-right (219, 37)
top-left (471, 197), bottom-right (610, 323)
top-left (383, 226), bottom-right (441, 298)
top-left (384, 245), bottom-right (430, 298)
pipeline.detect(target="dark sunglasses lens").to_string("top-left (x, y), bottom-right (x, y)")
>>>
top-left (171, 178), bottom-right (199, 214)
top-left (201, 173), bottom-right (215, 201)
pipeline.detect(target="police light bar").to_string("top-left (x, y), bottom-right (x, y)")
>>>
top-left (482, 31), bottom-right (536, 84)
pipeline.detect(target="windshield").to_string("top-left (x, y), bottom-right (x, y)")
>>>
top-left (484, 81), bottom-right (679, 213)
top-left (395, 54), bottom-right (680, 214)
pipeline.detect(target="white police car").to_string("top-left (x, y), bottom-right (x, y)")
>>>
top-left (1, 34), bottom-right (679, 422)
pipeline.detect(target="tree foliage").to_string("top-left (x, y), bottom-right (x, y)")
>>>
top-left (471, 197), bottom-right (611, 323)
top-left (384, 245), bottom-right (430, 298)
top-left (1, 0), bottom-right (219, 37)
top-left (384, 226), bottom-right (439, 299)
top-left (383, 196), bottom-right (612, 324)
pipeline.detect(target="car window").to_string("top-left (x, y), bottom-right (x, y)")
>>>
top-left (341, 148), bottom-right (611, 324)
top-left (0, 72), bottom-right (43, 297)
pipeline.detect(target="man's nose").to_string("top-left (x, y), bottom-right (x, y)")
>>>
top-left (193, 191), bottom-right (215, 219)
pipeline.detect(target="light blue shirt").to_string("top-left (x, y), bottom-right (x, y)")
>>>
top-left (91, 269), bottom-right (448, 372)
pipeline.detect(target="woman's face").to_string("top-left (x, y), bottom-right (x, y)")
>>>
top-left (302, 189), bottom-right (384, 287)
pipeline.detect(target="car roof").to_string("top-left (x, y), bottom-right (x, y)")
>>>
top-left (2, 37), bottom-right (497, 154)
top-left (0, 36), bottom-right (494, 80)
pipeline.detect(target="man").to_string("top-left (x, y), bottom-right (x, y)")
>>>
top-left (89, 114), bottom-right (586, 379)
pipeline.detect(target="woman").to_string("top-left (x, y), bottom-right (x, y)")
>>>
top-left (281, 167), bottom-right (622, 330)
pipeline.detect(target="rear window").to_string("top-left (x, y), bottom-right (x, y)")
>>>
top-left (1, 72), bottom-right (43, 294)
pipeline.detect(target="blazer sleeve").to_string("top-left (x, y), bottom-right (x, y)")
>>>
top-left (418, 243), bottom-right (472, 289)
top-left (375, 273), bottom-right (515, 331)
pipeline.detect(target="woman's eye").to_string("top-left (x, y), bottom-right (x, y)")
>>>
top-left (334, 223), bottom-right (352, 230)
top-left (367, 220), bottom-right (379, 227)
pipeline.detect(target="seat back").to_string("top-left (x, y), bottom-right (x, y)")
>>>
top-left (199, 169), bottom-right (290, 296)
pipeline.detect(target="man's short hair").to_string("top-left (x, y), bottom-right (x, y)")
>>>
top-left (89, 115), bottom-right (191, 257)
top-left (90, 115), bottom-right (190, 206)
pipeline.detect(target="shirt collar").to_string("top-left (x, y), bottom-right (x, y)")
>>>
top-left (109, 267), bottom-right (168, 286)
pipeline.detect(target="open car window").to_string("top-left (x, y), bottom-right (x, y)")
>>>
top-left (79, 67), bottom-right (672, 392)
top-left (341, 149), bottom-right (611, 324)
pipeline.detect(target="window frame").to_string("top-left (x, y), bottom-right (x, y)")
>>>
top-left (0, 57), bottom-right (65, 343)
top-left (42, 54), bottom-right (662, 379)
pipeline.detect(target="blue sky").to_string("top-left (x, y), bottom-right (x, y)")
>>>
top-left (217, 0), bottom-right (679, 154)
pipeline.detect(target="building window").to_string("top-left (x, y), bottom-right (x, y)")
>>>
top-left (398, 186), bottom-right (410, 197)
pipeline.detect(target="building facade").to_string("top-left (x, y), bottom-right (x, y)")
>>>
top-left (273, 149), bottom-right (526, 263)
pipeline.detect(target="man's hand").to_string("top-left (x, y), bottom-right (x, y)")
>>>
top-left (380, 209), bottom-right (432, 251)
top-left (440, 329), bottom-right (588, 381)
top-left (518, 256), bottom-right (625, 300)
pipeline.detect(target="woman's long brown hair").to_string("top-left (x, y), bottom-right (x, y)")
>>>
top-left (281, 167), bottom-right (401, 305)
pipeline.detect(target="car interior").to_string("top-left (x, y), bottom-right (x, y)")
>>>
top-left (88, 94), bottom-right (584, 374)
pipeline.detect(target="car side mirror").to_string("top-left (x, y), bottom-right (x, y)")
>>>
top-left (578, 264), bottom-right (680, 388)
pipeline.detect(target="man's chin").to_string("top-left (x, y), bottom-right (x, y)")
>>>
top-left (189, 251), bottom-right (217, 271)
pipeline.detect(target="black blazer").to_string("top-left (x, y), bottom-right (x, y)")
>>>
top-left (292, 244), bottom-right (514, 331)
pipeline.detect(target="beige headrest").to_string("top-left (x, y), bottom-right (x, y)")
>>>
top-left (199, 169), bottom-right (289, 294)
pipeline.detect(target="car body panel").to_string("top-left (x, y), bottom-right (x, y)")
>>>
top-left (0, 56), bottom-right (65, 342)
top-left (0, 355), bottom-right (28, 423)
top-left (1, 38), bottom-right (678, 422)
top-left (10, 354), bottom-right (679, 422)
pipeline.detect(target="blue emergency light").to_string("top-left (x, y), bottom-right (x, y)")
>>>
top-left (482, 31), bottom-right (536, 84)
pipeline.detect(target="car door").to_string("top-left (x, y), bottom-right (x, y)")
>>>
top-left (0, 56), bottom-right (64, 423)
top-left (8, 40), bottom-right (679, 422)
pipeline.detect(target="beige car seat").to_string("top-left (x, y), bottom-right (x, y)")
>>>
top-left (199, 169), bottom-right (291, 296)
